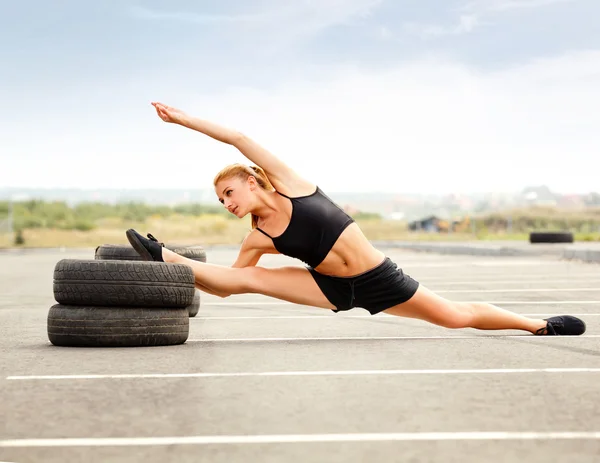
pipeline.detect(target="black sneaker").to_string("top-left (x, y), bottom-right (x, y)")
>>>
top-left (125, 229), bottom-right (165, 262)
top-left (535, 316), bottom-right (586, 336)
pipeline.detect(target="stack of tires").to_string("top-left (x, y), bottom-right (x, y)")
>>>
top-left (47, 243), bottom-right (207, 348)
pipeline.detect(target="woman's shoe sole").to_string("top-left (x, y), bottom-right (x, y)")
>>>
top-left (125, 229), bottom-right (154, 261)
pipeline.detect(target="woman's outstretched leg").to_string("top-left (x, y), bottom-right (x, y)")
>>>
top-left (163, 248), bottom-right (336, 308)
top-left (193, 279), bottom-right (230, 298)
top-left (126, 229), bottom-right (335, 308)
top-left (384, 285), bottom-right (585, 335)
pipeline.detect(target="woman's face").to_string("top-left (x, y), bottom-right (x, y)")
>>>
top-left (215, 176), bottom-right (252, 218)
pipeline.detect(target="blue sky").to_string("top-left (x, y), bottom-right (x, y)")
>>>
top-left (2, 0), bottom-right (599, 194)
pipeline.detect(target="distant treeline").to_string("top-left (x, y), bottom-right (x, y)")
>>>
top-left (2, 200), bottom-right (599, 235)
top-left (0, 200), bottom-right (382, 232)
top-left (476, 207), bottom-right (600, 233)
top-left (0, 200), bottom-right (234, 231)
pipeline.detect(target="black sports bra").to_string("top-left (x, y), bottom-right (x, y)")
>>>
top-left (256, 187), bottom-right (355, 268)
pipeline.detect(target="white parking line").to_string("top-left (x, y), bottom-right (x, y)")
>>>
top-left (415, 275), bottom-right (600, 282)
top-left (437, 288), bottom-right (600, 293)
top-left (402, 262), bottom-right (566, 268)
top-left (430, 279), bottom-right (600, 286)
top-left (523, 313), bottom-right (600, 316)
top-left (185, 335), bottom-right (600, 342)
top-left (192, 313), bottom-right (600, 320)
top-left (471, 262), bottom-right (567, 267)
top-left (7, 367), bottom-right (600, 381)
top-left (2, 431), bottom-right (600, 447)
top-left (193, 315), bottom-right (372, 319)
top-left (206, 301), bottom-right (600, 306)
top-left (204, 290), bottom-right (600, 302)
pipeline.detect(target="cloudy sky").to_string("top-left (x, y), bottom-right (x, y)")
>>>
top-left (1, 0), bottom-right (599, 194)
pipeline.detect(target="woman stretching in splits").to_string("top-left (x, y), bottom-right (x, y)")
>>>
top-left (126, 102), bottom-right (586, 337)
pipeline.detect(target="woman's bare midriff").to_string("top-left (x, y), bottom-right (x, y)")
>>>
top-left (312, 223), bottom-right (386, 277)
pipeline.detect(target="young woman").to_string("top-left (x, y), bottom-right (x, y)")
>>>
top-left (126, 102), bottom-right (586, 337)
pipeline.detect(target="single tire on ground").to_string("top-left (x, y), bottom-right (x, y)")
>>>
top-left (95, 244), bottom-right (207, 262)
top-left (529, 231), bottom-right (574, 244)
top-left (53, 259), bottom-right (195, 308)
top-left (188, 291), bottom-right (201, 317)
top-left (47, 304), bottom-right (189, 347)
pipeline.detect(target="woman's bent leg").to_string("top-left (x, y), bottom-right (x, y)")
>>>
top-left (383, 285), bottom-right (547, 334)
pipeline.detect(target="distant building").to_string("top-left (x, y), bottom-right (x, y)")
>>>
top-left (409, 214), bottom-right (471, 233)
top-left (387, 211), bottom-right (405, 221)
top-left (522, 186), bottom-right (557, 206)
top-left (558, 195), bottom-right (585, 209)
top-left (409, 215), bottom-right (442, 232)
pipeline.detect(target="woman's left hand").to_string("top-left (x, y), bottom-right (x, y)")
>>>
top-left (151, 102), bottom-right (188, 124)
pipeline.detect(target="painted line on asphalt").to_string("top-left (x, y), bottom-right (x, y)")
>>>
top-left (7, 367), bottom-right (600, 381)
top-left (2, 431), bottom-right (600, 447)
top-left (401, 262), bottom-right (566, 268)
top-left (413, 275), bottom-right (600, 282)
top-left (192, 313), bottom-right (600, 320)
top-left (206, 301), bottom-right (600, 306)
top-left (436, 288), bottom-right (600, 293)
top-left (523, 313), bottom-right (600, 316)
top-left (184, 335), bottom-right (600, 342)
top-left (428, 280), bottom-right (600, 286)
top-left (202, 290), bottom-right (600, 302)
top-left (193, 314), bottom-right (377, 319)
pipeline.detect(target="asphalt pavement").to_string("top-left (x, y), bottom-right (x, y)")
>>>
top-left (1, 246), bottom-right (599, 463)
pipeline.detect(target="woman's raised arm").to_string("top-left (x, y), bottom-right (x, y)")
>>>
top-left (152, 102), bottom-right (314, 194)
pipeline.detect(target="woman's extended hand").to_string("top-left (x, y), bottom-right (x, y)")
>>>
top-left (151, 102), bottom-right (188, 124)
top-left (150, 102), bottom-right (242, 146)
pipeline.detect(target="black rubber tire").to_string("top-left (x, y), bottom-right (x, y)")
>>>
top-left (529, 231), bottom-right (574, 244)
top-left (94, 245), bottom-right (204, 316)
top-left (47, 304), bottom-right (189, 347)
top-left (95, 244), bottom-right (206, 262)
top-left (188, 291), bottom-right (200, 317)
top-left (53, 259), bottom-right (195, 308)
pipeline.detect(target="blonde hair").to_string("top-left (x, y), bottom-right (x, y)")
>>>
top-left (213, 163), bottom-right (275, 228)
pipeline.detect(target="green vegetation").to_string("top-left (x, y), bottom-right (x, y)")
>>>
top-left (467, 206), bottom-right (600, 237)
top-left (0, 200), bottom-right (231, 233)
top-left (1, 200), bottom-right (600, 248)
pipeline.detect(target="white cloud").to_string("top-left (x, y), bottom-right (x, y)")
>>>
top-left (406, 0), bottom-right (578, 38)
top-left (377, 25), bottom-right (393, 40)
top-left (404, 14), bottom-right (480, 38)
top-left (466, 0), bottom-right (577, 12)
top-left (4, 50), bottom-right (600, 195)
top-left (129, 6), bottom-right (272, 24)
top-left (130, 0), bottom-right (383, 47)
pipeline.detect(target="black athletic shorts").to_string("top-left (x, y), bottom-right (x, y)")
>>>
top-left (308, 257), bottom-right (420, 315)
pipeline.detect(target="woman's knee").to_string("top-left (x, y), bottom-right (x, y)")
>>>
top-left (207, 266), bottom-right (261, 295)
top-left (234, 267), bottom-right (266, 294)
top-left (438, 302), bottom-right (474, 329)
top-left (386, 292), bottom-right (473, 329)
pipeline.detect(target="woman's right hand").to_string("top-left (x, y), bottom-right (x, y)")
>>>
top-left (151, 102), bottom-right (188, 125)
